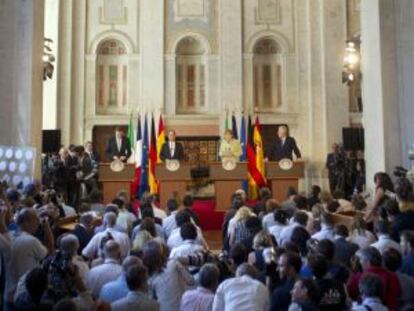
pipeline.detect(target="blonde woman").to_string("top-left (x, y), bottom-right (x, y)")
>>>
top-left (228, 207), bottom-right (256, 247)
top-left (248, 231), bottom-right (276, 271)
top-left (130, 230), bottom-right (153, 258)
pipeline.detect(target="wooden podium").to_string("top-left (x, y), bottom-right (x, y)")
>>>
top-left (155, 163), bottom-right (192, 208)
top-left (98, 163), bottom-right (135, 203)
top-left (266, 161), bottom-right (305, 203)
top-left (210, 162), bottom-right (248, 211)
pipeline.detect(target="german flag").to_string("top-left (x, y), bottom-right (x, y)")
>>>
top-left (247, 115), bottom-right (267, 199)
top-left (148, 115), bottom-right (158, 194)
top-left (156, 115), bottom-right (165, 163)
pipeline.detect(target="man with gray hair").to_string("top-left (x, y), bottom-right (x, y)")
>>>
top-left (59, 234), bottom-right (89, 282)
top-left (213, 263), bottom-right (269, 311)
top-left (351, 273), bottom-right (388, 311)
top-left (82, 212), bottom-right (130, 260)
top-left (86, 240), bottom-right (123, 298)
top-left (181, 263), bottom-right (220, 311)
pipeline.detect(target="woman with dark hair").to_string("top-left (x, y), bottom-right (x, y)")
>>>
top-left (365, 172), bottom-right (394, 223)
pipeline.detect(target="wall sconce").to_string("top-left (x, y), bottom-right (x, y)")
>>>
top-left (342, 39), bottom-right (361, 85)
top-left (43, 38), bottom-right (55, 81)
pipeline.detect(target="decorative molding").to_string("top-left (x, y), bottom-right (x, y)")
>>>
top-left (99, 0), bottom-right (127, 25)
top-left (88, 30), bottom-right (136, 54)
top-left (255, 0), bottom-right (281, 25)
top-left (174, 0), bottom-right (208, 22)
top-left (169, 31), bottom-right (212, 54)
top-left (246, 30), bottom-right (293, 54)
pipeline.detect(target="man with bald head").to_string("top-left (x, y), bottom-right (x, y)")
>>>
top-left (82, 212), bottom-right (130, 260)
top-left (86, 240), bottom-right (123, 298)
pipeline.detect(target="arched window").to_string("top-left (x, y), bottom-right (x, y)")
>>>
top-left (176, 37), bottom-right (206, 114)
top-left (96, 39), bottom-right (128, 114)
top-left (253, 38), bottom-right (282, 110)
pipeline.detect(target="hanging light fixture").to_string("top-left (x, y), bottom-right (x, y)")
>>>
top-left (342, 38), bottom-right (361, 85)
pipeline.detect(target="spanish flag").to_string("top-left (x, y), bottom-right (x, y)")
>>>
top-left (148, 115), bottom-right (158, 194)
top-left (247, 115), bottom-right (267, 199)
top-left (156, 115), bottom-right (165, 163)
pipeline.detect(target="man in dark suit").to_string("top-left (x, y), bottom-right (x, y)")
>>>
top-left (159, 130), bottom-right (185, 161)
top-left (333, 224), bottom-right (359, 268)
top-left (71, 213), bottom-right (94, 254)
top-left (268, 125), bottom-right (301, 161)
top-left (105, 127), bottom-right (132, 162)
top-left (326, 143), bottom-right (340, 193)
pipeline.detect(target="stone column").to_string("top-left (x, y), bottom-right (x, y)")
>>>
top-left (140, 0), bottom-right (164, 111)
top-left (220, 0), bottom-right (243, 113)
top-left (0, 0), bottom-right (45, 178)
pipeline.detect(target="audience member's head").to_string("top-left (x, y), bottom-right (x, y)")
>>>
top-left (383, 248), bottom-right (403, 272)
top-left (125, 264), bottom-right (148, 292)
top-left (230, 243), bottom-right (248, 267)
top-left (259, 187), bottom-right (272, 202)
top-left (199, 263), bottom-right (220, 291)
top-left (265, 199), bottom-right (280, 214)
top-left (374, 172), bottom-right (394, 192)
top-left (166, 198), bottom-right (179, 213)
top-left (236, 263), bottom-right (257, 279)
top-left (140, 205), bottom-right (155, 219)
top-left (140, 218), bottom-right (157, 237)
top-left (103, 240), bottom-right (121, 261)
top-left (307, 254), bottom-right (328, 279)
top-left (180, 222), bottom-right (198, 241)
top-left (59, 234), bottom-right (79, 258)
top-left (252, 231), bottom-right (274, 250)
top-left (352, 216), bottom-right (368, 235)
top-left (274, 209), bottom-right (288, 225)
top-left (17, 208), bottom-right (40, 234)
top-left (358, 273), bottom-right (383, 300)
top-left (79, 213), bottom-right (94, 229)
top-left (175, 210), bottom-right (192, 227)
top-left (374, 219), bottom-right (390, 236)
top-left (357, 247), bottom-right (382, 269)
top-left (234, 189), bottom-right (247, 203)
top-left (104, 204), bottom-right (119, 216)
top-left (131, 230), bottom-right (153, 256)
top-left (293, 211), bottom-right (308, 227)
top-left (315, 239), bottom-right (335, 262)
top-left (286, 187), bottom-right (297, 199)
top-left (182, 195), bottom-right (194, 209)
top-left (294, 195), bottom-right (308, 211)
top-left (310, 185), bottom-right (321, 198)
top-left (103, 212), bottom-right (117, 228)
top-left (351, 194), bottom-right (367, 211)
top-left (320, 213), bottom-right (333, 228)
top-left (290, 226), bottom-right (311, 256)
top-left (278, 251), bottom-right (302, 279)
top-left (291, 279), bottom-right (320, 305)
top-left (112, 198), bottom-right (125, 210)
top-left (395, 177), bottom-right (414, 203)
top-left (320, 191), bottom-right (333, 205)
top-left (231, 194), bottom-right (245, 210)
top-left (143, 241), bottom-right (165, 275)
top-left (334, 224), bottom-right (349, 238)
top-left (122, 256), bottom-right (143, 273)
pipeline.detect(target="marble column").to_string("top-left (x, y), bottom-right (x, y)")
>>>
top-left (0, 0), bottom-right (45, 178)
top-left (140, 0), bottom-right (164, 111)
top-left (220, 0), bottom-right (243, 114)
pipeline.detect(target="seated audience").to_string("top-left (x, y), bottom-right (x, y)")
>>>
top-left (279, 211), bottom-right (308, 246)
top-left (349, 217), bottom-right (376, 249)
top-left (371, 219), bottom-right (402, 255)
top-left (162, 198), bottom-right (180, 239)
top-left (252, 187), bottom-right (272, 216)
top-left (268, 209), bottom-right (288, 245)
top-left (71, 213), bottom-right (94, 254)
top-left (262, 199), bottom-right (280, 230)
top-left (281, 187), bottom-right (298, 218)
top-left (351, 273), bottom-right (389, 311)
top-left (400, 230), bottom-right (414, 278)
top-left (288, 278), bottom-right (320, 311)
top-left (333, 224), bottom-right (359, 268)
top-left (311, 213), bottom-right (334, 241)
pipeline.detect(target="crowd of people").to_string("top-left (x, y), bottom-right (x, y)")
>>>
top-left (0, 170), bottom-right (414, 311)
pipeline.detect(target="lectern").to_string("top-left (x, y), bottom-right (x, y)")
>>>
top-left (210, 162), bottom-right (248, 211)
top-left (265, 161), bottom-right (305, 202)
top-left (155, 163), bottom-right (192, 207)
top-left (98, 163), bottom-right (135, 203)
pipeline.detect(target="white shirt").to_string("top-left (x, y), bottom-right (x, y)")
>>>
top-left (212, 275), bottom-right (269, 311)
top-left (268, 223), bottom-right (287, 245)
top-left (262, 213), bottom-right (277, 231)
top-left (86, 258), bottom-right (123, 298)
top-left (349, 230), bottom-right (377, 249)
top-left (279, 222), bottom-right (301, 246)
top-left (4, 231), bottom-right (48, 302)
top-left (82, 227), bottom-right (130, 260)
top-left (167, 226), bottom-right (206, 250)
top-left (351, 297), bottom-right (388, 311)
top-left (63, 204), bottom-right (77, 217)
top-left (169, 240), bottom-right (205, 260)
top-left (169, 142), bottom-right (176, 157)
top-left (162, 211), bottom-right (178, 239)
top-left (116, 137), bottom-right (122, 151)
top-left (311, 224), bottom-right (335, 241)
top-left (371, 234), bottom-right (402, 255)
top-left (149, 259), bottom-right (194, 311)
top-left (153, 205), bottom-right (167, 220)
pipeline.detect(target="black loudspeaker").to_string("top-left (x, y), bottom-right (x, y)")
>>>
top-left (42, 130), bottom-right (61, 153)
top-left (342, 127), bottom-right (364, 151)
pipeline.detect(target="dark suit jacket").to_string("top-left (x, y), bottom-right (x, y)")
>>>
top-left (334, 237), bottom-right (359, 268)
top-left (268, 136), bottom-right (301, 161)
top-left (71, 224), bottom-right (94, 254)
top-left (159, 141), bottom-right (185, 161)
top-left (105, 136), bottom-right (132, 161)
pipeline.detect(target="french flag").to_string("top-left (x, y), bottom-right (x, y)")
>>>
top-left (131, 114), bottom-right (142, 198)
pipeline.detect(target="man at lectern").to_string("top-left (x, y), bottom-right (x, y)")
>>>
top-left (105, 127), bottom-right (132, 162)
top-left (268, 125), bottom-right (302, 161)
top-left (159, 130), bottom-right (185, 161)
top-left (219, 129), bottom-right (242, 161)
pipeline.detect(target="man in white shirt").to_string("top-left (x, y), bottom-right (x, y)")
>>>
top-left (279, 211), bottom-right (308, 246)
top-left (162, 199), bottom-right (179, 239)
top-left (213, 263), bottom-right (269, 311)
top-left (82, 212), bottom-right (130, 260)
top-left (167, 224), bottom-right (207, 250)
top-left (4, 208), bottom-right (53, 304)
top-left (86, 240), bottom-right (123, 298)
top-left (311, 213), bottom-right (335, 241)
top-left (371, 220), bottom-right (402, 255)
top-left (169, 223), bottom-right (205, 259)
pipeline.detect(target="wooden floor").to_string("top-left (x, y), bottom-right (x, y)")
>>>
top-left (204, 230), bottom-right (223, 251)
